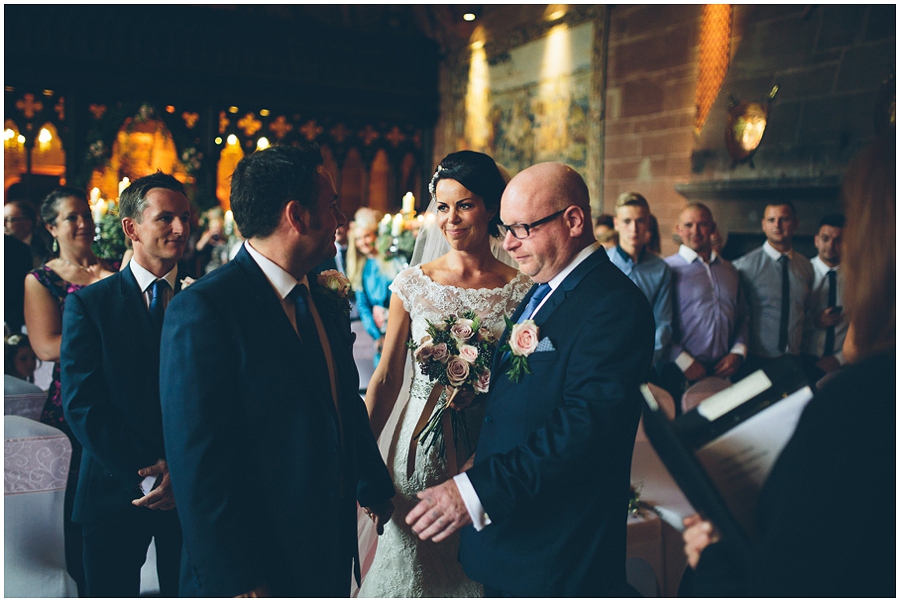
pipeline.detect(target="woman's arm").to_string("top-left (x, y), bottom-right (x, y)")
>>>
top-left (365, 292), bottom-right (411, 439)
top-left (24, 273), bottom-right (63, 362)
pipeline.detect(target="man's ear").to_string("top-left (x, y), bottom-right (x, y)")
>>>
top-left (285, 200), bottom-right (310, 234)
top-left (565, 206), bottom-right (586, 237)
top-left (122, 217), bottom-right (139, 243)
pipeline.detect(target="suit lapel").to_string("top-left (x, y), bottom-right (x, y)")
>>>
top-left (120, 268), bottom-right (155, 339)
top-left (531, 248), bottom-right (608, 326)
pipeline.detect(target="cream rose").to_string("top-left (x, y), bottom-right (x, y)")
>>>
top-left (458, 344), bottom-right (479, 364)
top-left (446, 356), bottom-right (470, 387)
top-left (317, 270), bottom-right (351, 297)
top-left (415, 343), bottom-right (434, 363)
top-left (474, 368), bottom-right (491, 393)
top-left (431, 342), bottom-right (449, 364)
top-left (509, 320), bottom-right (539, 356)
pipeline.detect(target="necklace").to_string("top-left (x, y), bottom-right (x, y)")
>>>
top-left (61, 257), bottom-right (99, 273)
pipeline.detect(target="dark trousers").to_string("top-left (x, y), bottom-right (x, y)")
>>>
top-left (81, 505), bottom-right (182, 597)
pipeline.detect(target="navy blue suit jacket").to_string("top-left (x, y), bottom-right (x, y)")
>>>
top-left (61, 267), bottom-right (177, 523)
top-left (459, 247), bottom-right (654, 596)
top-left (159, 246), bottom-right (394, 597)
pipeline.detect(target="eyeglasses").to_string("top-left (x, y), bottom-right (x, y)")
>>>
top-left (499, 209), bottom-right (566, 239)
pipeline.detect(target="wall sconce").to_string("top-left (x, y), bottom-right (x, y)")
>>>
top-left (725, 85), bottom-right (778, 169)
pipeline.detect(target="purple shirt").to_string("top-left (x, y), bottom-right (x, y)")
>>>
top-left (665, 245), bottom-right (748, 366)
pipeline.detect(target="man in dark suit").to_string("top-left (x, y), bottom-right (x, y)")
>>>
top-left (159, 144), bottom-right (395, 597)
top-left (5, 234), bottom-right (32, 333)
top-left (407, 163), bottom-right (654, 596)
top-left (60, 173), bottom-right (190, 596)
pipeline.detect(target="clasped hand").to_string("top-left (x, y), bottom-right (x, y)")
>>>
top-left (363, 498), bottom-right (395, 535)
top-left (132, 458), bottom-right (176, 511)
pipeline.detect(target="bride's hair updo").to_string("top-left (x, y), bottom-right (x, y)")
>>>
top-left (429, 151), bottom-right (507, 237)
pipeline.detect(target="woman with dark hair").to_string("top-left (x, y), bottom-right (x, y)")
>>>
top-left (358, 151), bottom-right (531, 597)
top-left (681, 132), bottom-right (895, 597)
top-left (4, 333), bottom-right (39, 383)
top-left (23, 186), bottom-right (115, 594)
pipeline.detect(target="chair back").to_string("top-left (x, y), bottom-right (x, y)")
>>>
top-left (5, 375), bottom-right (46, 421)
top-left (5, 415), bottom-right (78, 597)
top-left (681, 376), bottom-right (731, 414)
top-left (636, 383), bottom-right (676, 442)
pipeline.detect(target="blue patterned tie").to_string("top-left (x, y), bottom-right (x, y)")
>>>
top-left (518, 283), bottom-right (552, 323)
top-left (148, 279), bottom-right (168, 334)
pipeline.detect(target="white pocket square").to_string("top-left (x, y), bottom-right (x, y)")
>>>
top-left (535, 337), bottom-right (556, 352)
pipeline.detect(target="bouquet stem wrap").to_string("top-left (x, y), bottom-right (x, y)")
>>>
top-left (408, 385), bottom-right (461, 479)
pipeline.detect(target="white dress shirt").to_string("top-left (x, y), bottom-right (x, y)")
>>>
top-left (129, 260), bottom-right (178, 310)
top-left (802, 255), bottom-right (847, 365)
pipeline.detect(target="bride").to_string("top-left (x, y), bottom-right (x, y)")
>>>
top-left (358, 151), bottom-right (531, 597)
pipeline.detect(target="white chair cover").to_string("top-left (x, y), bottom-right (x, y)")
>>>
top-left (5, 415), bottom-right (78, 597)
top-left (681, 376), bottom-right (731, 414)
top-left (4, 375), bottom-right (46, 421)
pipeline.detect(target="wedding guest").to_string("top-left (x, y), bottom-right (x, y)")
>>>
top-left (5, 333), bottom-right (39, 383)
top-left (659, 203), bottom-right (747, 405)
top-left (347, 207), bottom-right (401, 366)
top-left (5, 234), bottom-right (32, 334)
top-left (593, 213), bottom-right (617, 249)
top-left (733, 201), bottom-right (814, 376)
top-left (682, 132), bottom-right (895, 598)
top-left (5, 199), bottom-right (48, 267)
top-left (159, 143), bottom-right (394, 597)
top-left (60, 173), bottom-right (187, 596)
top-left (608, 192), bottom-right (673, 367)
top-left (800, 214), bottom-right (847, 381)
top-left (24, 186), bottom-right (116, 595)
top-left (315, 222), bottom-right (350, 275)
top-left (195, 207), bottom-right (229, 274)
top-left (646, 213), bottom-right (661, 254)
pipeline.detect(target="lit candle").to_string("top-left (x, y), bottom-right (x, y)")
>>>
top-left (94, 199), bottom-right (107, 222)
top-left (402, 192), bottom-right (415, 215)
top-left (224, 210), bottom-right (234, 235)
top-left (118, 177), bottom-right (130, 199)
top-left (392, 213), bottom-right (403, 237)
top-left (90, 187), bottom-right (101, 205)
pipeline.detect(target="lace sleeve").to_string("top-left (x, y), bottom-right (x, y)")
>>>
top-left (388, 266), bottom-right (420, 314)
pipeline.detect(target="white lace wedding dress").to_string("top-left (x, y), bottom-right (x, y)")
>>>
top-left (358, 265), bottom-right (531, 598)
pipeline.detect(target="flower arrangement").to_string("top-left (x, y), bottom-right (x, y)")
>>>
top-left (409, 310), bottom-right (497, 456)
top-left (499, 317), bottom-right (539, 383)
top-left (627, 483), bottom-right (659, 519)
top-left (315, 270), bottom-right (353, 317)
top-left (92, 203), bottom-right (128, 266)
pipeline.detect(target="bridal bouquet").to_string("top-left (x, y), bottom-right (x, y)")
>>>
top-left (409, 310), bottom-right (497, 457)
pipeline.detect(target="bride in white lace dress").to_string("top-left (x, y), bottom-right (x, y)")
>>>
top-left (359, 152), bottom-right (531, 597)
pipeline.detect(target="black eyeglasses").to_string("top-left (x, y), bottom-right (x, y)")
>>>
top-left (499, 209), bottom-right (566, 239)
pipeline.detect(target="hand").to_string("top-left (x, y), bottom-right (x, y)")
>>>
top-left (712, 353), bottom-right (743, 379)
top-left (682, 360), bottom-right (707, 383)
top-left (448, 387), bottom-right (477, 412)
top-left (372, 305), bottom-right (387, 330)
top-left (815, 355), bottom-right (841, 374)
top-left (132, 458), bottom-right (176, 510)
top-left (683, 514), bottom-right (719, 569)
top-left (814, 307), bottom-right (843, 329)
top-left (234, 584), bottom-right (270, 598)
top-left (406, 479), bottom-right (472, 543)
top-left (363, 498), bottom-right (395, 535)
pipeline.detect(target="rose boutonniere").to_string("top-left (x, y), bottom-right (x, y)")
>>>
top-left (499, 316), bottom-right (539, 383)
top-left (315, 270), bottom-right (352, 317)
top-left (180, 276), bottom-right (196, 289)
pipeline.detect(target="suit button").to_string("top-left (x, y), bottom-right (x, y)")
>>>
top-left (484, 415), bottom-right (492, 424)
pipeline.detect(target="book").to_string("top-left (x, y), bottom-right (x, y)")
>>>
top-left (640, 356), bottom-right (813, 559)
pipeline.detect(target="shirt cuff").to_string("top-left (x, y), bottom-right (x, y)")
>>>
top-left (674, 351), bottom-right (695, 373)
top-left (453, 473), bottom-right (491, 531)
top-left (729, 343), bottom-right (747, 358)
top-left (835, 351), bottom-right (847, 366)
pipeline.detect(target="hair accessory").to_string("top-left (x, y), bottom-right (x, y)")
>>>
top-left (428, 164), bottom-right (444, 200)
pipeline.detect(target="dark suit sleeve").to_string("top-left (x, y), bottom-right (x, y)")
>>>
top-left (61, 291), bottom-right (160, 486)
top-left (160, 290), bottom-right (263, 596)
top-left (466, 287), bottom-right (653, 521)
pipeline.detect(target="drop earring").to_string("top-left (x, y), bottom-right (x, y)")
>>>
top-left (52, 237), bottom-right (59, 253)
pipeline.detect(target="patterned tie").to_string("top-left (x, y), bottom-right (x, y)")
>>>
top-left (148, 279), bottom-right (168, 334)
top-left (823, 269), bottom-right (837, 356)
top-left (289, 284), bottom-right (330, 395)
top-left (518, 283), bottom-right (552, 324)
top-left (778, 255), bottom-right (790, 353)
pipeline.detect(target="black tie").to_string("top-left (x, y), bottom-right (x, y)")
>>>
top-left (778, 255), bottom-right (790, 352)
top-left (518, 283), bottom-right (552, 324)
top-left (148, 279), bottom-right (168, 334)
top-left (824, 269), bottom-right (837, 356)
top-left (289, 284), bottom-right (330, 395)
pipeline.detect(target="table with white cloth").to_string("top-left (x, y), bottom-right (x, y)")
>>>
top-left (628, 439), bottom-right (696, 597)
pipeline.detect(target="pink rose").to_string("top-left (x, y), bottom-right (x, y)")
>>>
top-left (431, 342), bottom-right (449, 364)
top-left (509, 320), bottom-right (539, 356)
top-left (458, 344), bottom-right (479, 364)
top-left (474, 368), bottom-right (491, 393)
top-left (446, 356), bottom-right (470, 387)
top-left (450, 319), bottom-right (475, 344)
